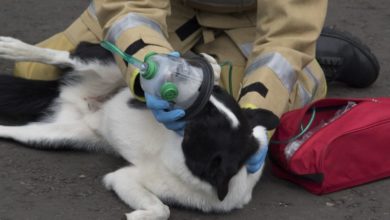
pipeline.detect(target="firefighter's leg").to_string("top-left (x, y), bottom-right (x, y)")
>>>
top-left (194, 27), bottom-right (327, 116)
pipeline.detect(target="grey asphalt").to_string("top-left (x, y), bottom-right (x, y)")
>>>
top-left (0, 0), bottom-right (390, 219)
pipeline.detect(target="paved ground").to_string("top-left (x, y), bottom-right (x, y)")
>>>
top-left (0, 0), bottom-right (389, 219)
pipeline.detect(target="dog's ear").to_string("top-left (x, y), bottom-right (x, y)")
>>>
top-left (208, 154), bottom-right (231, 201)
top-left (243, 108), bottom-right (280, 130)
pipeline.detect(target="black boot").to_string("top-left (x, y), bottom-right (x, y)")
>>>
top-left (316, 26), bottom-right (380, 88)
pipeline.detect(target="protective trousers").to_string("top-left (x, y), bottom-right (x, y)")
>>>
top-left (14, 0), bottom-right (327, 118)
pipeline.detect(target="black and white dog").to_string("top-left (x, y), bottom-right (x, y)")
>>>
top-left (0, 36), bottom-right (278, 220)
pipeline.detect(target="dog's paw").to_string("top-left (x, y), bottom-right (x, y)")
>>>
top-left (0, 36), bottom-right (25, 53)
top-left (102, 173), bottom-right (114, 190)
top-left (0, 36), bottom-right (33, 60)
top-left (125, 211), bottom-right (152, 220)
top-left (124, 206), bottom-right (170, 220)
top-left (252, 126), bottom-right (268, 149)
top-left (0, 36), bottom-right (23, 43)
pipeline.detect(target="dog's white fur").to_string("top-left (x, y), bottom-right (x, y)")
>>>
top-left (0, 36), bottom-right (266, 220)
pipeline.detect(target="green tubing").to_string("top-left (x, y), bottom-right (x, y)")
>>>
top-left (100, 40), bottom-right (147, 72)
top-left (220, 61), bottom-right (234, 95)
top-left (270, 108), bottom-right (317, 144)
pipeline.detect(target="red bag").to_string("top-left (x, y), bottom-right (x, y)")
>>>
top-left (270, 98), bottom-right (390, 195)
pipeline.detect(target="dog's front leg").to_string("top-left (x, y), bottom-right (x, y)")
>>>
top-left (103, 166), bottom-right (170, 220)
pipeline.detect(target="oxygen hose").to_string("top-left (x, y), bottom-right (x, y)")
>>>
top-left (270, 108), bottom-right (317, 144)
top-left (100, 40), bottom-right (236, 96)
top-left (100, 40), bottom-right (148, 73)
top-left (220, 61), bottom-right (233, 95)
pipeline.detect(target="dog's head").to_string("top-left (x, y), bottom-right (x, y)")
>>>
top-left (181, 86), bottom-right (279, 201)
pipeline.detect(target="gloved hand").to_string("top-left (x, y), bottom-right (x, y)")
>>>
top-left (145, 93), bottom-right (186, 135)
top-left (246, 142), bottom-right (268, 174)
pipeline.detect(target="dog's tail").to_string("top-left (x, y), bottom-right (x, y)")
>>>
top-left (0, 74), bottom-right (60, 121)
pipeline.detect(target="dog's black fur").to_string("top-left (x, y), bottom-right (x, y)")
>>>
top-left (0, 75), bottom-right (60, 122)
top-left (182, 86), bottom-right (279, 200)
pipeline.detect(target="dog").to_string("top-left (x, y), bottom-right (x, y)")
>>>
top-left (0, 36), bottom-right (279, 220)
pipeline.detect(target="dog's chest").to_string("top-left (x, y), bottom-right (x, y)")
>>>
top-left (84, 95), bottom-right (110, 112)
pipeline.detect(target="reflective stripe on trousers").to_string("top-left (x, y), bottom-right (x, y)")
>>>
top-left (245, 52), bottom-right (320, 106)
top-left (105, 13), bottom-right (164, 43)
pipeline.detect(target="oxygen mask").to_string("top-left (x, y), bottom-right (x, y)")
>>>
top-left (101, 41), bottom-right (214, 119)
